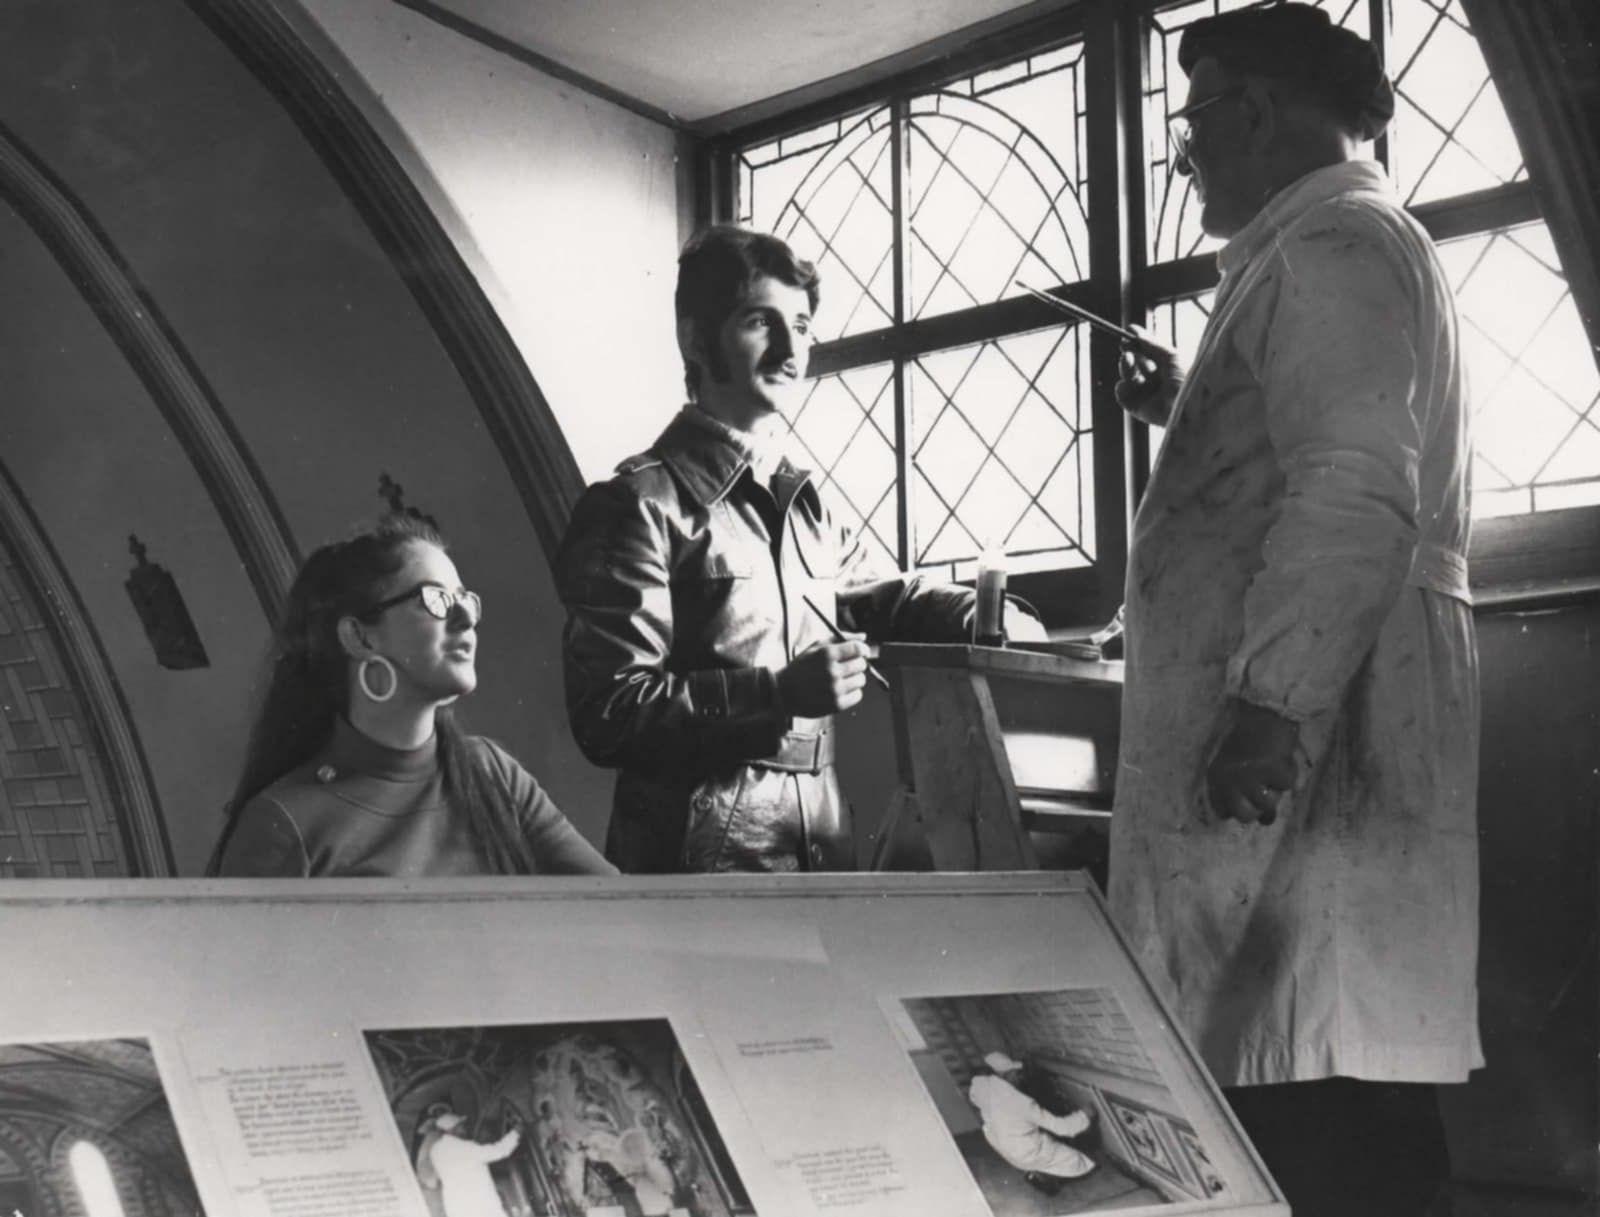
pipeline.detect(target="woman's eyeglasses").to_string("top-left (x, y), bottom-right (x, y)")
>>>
top-left (368, 582), bottom-right (483, 625)
top-left (1167, 87), bottom-right (1246, 173)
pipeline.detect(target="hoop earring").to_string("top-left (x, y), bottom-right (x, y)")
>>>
top-left (358, 655), bottom-right (398, 703)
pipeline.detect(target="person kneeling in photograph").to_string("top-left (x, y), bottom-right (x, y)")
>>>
top-left (968, 1051), bottom-right (1095, 1194)
top-left (210, 515), bottom-right (616, 878)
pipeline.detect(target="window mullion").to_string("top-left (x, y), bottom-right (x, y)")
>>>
top-left (1371, 0), bottom-right (1393, 175)
top-left (890, 95), bottom-right (914, 571)
top-left (1084, 0), bottom-right (1135, 620)
top-left (1121, 1), bottom-right (1154, 506)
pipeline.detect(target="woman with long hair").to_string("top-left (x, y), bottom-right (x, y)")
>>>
top-left (210, 514), bottom-right (615, 877)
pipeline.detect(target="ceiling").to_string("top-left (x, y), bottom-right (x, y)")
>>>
top-left (396, 0), bottom-right (1068, 129)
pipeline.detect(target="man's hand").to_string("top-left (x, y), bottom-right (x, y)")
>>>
top-left (1055, 1109), bottom-right (1091, 1138)
top-left (1206, 700), bottom-right (1299, 825)
top-left (777, 639), bottom-right (876, 716)
top-left (1114, 325), bottom-right (1185, 428)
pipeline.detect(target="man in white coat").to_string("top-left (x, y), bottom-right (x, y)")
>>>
top-left (424, 1112), bottom-right (520, 1217)
top-left (967, 1051), bottom-right (1094, 1190)
top-left (1109, 7), bottom-right (1478, 1216)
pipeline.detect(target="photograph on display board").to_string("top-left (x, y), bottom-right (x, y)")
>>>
top-left (363, 1019), bottom-right (756, 1217)
top-left (0, 1037), bottom-right (205, 1216)
top-left (887, 988), bottom-right (1229, 1214)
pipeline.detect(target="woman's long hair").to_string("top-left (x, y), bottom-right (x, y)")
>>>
top-left (208, 514), bottom-right (536, 875)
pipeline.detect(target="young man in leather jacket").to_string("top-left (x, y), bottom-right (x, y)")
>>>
top-left (556, 226), bottom-right (1009, 873)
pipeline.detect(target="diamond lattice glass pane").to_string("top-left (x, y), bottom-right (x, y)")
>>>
top-left (739, 109), bottom-right (895, 339)
top-left (1472, 455), bottom-right (1509, 491)
top-left (1474, 363), bottom-right (1580, 487)
top-left (1454, 232), bottom-right (1566, 355)
top-left (1438, 223), bottom-right (1600, 515)
top-left (1539, 423), bottom-right (1600, 486)
top-left (907, 45), bottom-right (1090, 320)
top-left (1474, 487), bottom-right (1532, 519)
top-left (913, 467), bottom-right (981, 568)
top-left (1144, 0), bottom-right (1367, 266)
top-left (779, 363), bottom-right (899, 568)
top-left (910, 329), bottom-right (1092, 573)
top-left (1535, 479), bottom-right (1600, 513)
top-left (1388, 0), bottom-right (1527, 205)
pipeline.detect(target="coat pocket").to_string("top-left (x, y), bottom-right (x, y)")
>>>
top-left (681, 768), bottom-right (751, 870)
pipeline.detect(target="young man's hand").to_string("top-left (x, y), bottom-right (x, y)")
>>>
top-left (777, 640), bottom-right (876, 716)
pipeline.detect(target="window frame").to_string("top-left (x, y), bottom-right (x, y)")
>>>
top-left (705, 6), bottom-right (1136, 629)
top-left (701, 0), bottom-right (1600, 620)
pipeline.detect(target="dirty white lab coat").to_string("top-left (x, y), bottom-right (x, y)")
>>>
top-left (1110, 161), bottom-right (1482, 1087)
top-left (968, 1074), bottom-right (1094, 1176)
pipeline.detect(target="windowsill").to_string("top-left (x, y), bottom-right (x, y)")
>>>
top-left (1469, 504), bottom-right (1600, 610)
top-left (982, 504), bottom-right (1600, 623)
top-left (1472, 574), bottom-right (1600, 612)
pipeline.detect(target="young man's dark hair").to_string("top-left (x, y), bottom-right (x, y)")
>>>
top-left (674, 225), bottom-right (821, 397)
top-left (1177, 3), bottom-right (1394, 140)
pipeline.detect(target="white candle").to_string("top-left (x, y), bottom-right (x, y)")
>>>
top-left (974, 547), bottom-right (1007, 646)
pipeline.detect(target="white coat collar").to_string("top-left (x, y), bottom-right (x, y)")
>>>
top-left (1217, 159), bottom-right (1391, 277)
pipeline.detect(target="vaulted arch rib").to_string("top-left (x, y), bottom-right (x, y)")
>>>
top-left (0, 120), bottom-right (299, 622)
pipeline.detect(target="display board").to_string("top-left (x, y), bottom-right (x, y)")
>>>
top-left (1, 873), bottom-right (1284, 1217)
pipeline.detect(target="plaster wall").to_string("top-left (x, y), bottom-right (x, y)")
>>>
top-left (288, 0), bottom-right (695, 485)
top-left (2, 0), bottom-right (697, 869)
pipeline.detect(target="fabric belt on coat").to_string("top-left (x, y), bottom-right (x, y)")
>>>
top-left (757, 727), bottom-right (836, 774)
top-left (1406, 539), bottom-right (1471, 605)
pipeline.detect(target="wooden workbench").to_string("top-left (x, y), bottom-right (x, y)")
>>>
top-left (872, 643), bottom-right (1124, 871)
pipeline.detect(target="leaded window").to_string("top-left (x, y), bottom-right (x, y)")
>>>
top-left (1442, 224), bottom-right (1600, 515)
top-left (734, 41), bottom-right (1098, 585)
top-left (1388, 0), bottom-right (1528, 206)
top-left (712, 0), bottom-right (1599, 621)
top-left (1140, 0), bottom-right (1600, 520)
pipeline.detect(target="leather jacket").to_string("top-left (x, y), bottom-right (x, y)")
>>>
top-left (557, 408), bottom-right (976, 873)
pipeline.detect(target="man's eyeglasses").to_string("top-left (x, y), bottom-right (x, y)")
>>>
top-left (368, 582), bottom-right (483, 625)
top-left (1167, 87), bottom-right (1247, 174)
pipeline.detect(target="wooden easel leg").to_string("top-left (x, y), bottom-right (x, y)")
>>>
top-left (868, 786), bottom-right (917, 871)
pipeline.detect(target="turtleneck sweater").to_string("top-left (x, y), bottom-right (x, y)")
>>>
top-left (214, 717), bottom-right (615, 877)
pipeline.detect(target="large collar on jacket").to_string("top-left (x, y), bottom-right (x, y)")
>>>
top-left (652, 406), bottom-right (818, 511)
top-left (1217, 159), bottom-right (1391, 277)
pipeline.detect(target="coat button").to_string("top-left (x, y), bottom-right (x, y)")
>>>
top-left (693, 793), bottom-right (713, 812)
top-left (315, 764), bottom-right (337, 783)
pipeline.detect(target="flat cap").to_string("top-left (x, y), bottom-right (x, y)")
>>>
top-left (1178, 3), bottom-right (1395, 140)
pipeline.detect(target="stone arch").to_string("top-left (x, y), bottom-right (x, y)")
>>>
top-left (0, 1116), bottom-right (65, 1217)
top-left (0, 462), bottom-right (168, 876)
top-left (48, 1122), bottom-right (186, 1217)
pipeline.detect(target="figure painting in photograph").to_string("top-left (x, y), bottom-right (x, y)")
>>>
top-left (365, 1019), bottom-right (756, 1217)
top-left (968, 1051), bottom-right (1096, 1192)
top-left (891, 989), bottom-right (1228, 1214)
top-left (0, 1037), bottom-right (204, 1216)
top-left (414, 1108), bottom-right (520, 1217)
